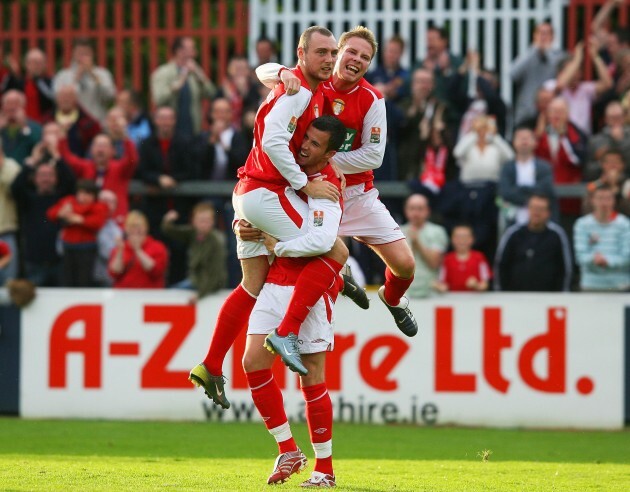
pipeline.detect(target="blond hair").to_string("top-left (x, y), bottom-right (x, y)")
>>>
top-left (124, 210), bottom-right (149, 231)
top-left (338, 26), bottom-right (378, 60)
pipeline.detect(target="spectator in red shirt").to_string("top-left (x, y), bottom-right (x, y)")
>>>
top-left (0, 239), bottom-right (12, 286)
top-left (108, 210), bottom-right (168, 289)
top-left (3, 48), bottom-right (55, 124)
top-left (435, 224), bottom-right (491, 292)
top-left (47, 180), bottom-right (108, 287)
top-left (59, 131), bottom-right (138, 224)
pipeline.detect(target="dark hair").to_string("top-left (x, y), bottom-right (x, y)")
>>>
top-left (601, 148), bottom-right (625, 162)
top-left (428, 26), bottom-right (449, 41)
top-left (76, 179), bottom-right (99, 197)
top-left (256, 36), bottom-right (276, 49)
top-left (171, 36), bottom-right (193, 55)
top-left (73, 38), bottom-right (93, 50)
top-left (310, 115), bottom-right (347, 152)
top-left (389, 35), bottom-right (405, 50)
top-left (513, 125), bottom-right (535, 136)
top-left (529, 193), bottom-right (551, 207)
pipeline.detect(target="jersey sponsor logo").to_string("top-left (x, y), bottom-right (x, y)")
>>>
top-left (338, 128), bottom-right (357, 152)
top-left (314, 210), bottom-right (324, 227)
top-left (332, 98), bottom-right (345, 115)
top-left (314, 104), bottom-right (320, 118)
top-left (370, 127), bottom-right (381, 143)
top-left (287, 116), bottom-right (298, 133)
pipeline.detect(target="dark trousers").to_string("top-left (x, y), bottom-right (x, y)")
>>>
top-left (62, 244), bottom-right (97, 287)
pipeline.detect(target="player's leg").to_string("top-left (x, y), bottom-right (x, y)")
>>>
top-left (245, 283), bottom-right (310, 484)
top-left (299, 352), bottom-right (336, 487)
top-left (340, 188), bottom-right (418, 336)
top-left (188, 217), bottom-right (271, 408)
top-left (264, 238), bottom-right (347, 374)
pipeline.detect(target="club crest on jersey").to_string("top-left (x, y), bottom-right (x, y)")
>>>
top-left (332, 98), bottom-right (345, 115)
top-left (370, 127), bottom-right (381, 143)
top-left (287, 116), bottom-right (298, 133)
top-left (314, 104), bottom-right (320, 117)
top-left (313, 210), bottom-right (324, 227)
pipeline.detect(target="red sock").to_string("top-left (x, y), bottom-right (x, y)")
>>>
top-left (247, 369), bottom-right (297, 454)
top-left (302, 383), bottom-right (334, 476)
top-left (202, 284), bottom-right (256, 375)
top-left (383, 266), bottom-right (414, 306)
top-left (276, 257), bottom-right (343, 337)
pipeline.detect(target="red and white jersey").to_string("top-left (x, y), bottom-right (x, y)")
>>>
top-left (255, 63), bottom-right (387, 188)
top-left (322, 78), bottom-right (386, 187)
top-left (272, 162), bottom-right (343, 258)
top-left (241, 65), bottom-right (324, 190)
top-left (439, 250), bottom-right (492, 292)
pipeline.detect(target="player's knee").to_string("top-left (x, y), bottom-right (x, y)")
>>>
top-left (326, 237), bottom-right (349, 265)
top-left (398, 254), bottom-right (416, 278)
top-left (241, 351), bottom-right (260, 373)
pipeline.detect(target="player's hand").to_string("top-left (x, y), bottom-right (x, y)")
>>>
top-left (330, 163), bottom-right (346, 191)
top-left (261, 232), bottom-right (278, 253)
top-left (235, 219), bottom-right (264, 242)
top-left (280, 69), bottom-right (301, 96)
top-left (301, 179), bottom-right (340, 202)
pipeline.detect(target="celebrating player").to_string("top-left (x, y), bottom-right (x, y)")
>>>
top-left (257, 26), bottom-right (418, 337)
top-left (189, 27), bottom-right (362, 409)
top-left (243, 116), bottom-right (345, 487)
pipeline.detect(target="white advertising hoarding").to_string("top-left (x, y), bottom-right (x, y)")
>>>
top-left (20, 289), bottom-right (626, 429)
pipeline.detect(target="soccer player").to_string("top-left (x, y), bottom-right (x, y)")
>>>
top-left (256, 26), bottom-right (419, 338)
top-left (190, 27), bottom-right (357, 408)
top-left (243, 116), bottom-right (345, 487)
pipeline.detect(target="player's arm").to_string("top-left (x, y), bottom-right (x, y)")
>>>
top-left (330, 97), bottom-right (387, 174)
top-left (273, 198), bottom-right (342, 257)
top-left (261, 90), bottom-right (311, 190)
top-left (255, 63), bottom-right (301, 95)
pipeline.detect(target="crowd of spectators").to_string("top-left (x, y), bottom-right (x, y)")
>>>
top-left (1, 0), bottom-right (630, 296)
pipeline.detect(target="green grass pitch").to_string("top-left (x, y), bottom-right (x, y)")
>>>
top-left (0, 419), bottom-right (629, 491)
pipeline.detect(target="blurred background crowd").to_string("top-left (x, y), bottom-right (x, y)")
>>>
top-left (0, 0), bottom-right (629, 297)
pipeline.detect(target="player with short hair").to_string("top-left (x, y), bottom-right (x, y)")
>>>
top-left (256, 25), bottom-right (419, 340)
top-left (243, 116), bottom-right (345, 487)
top-left (189, 27), bottom-right (364, 408)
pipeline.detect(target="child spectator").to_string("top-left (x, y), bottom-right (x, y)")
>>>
top-left (408, 125), bottom-right (452, 205)
top-left (585, 150), bottom-right (630, 216)
top-left (47, 180), bottom-right (108, 287)
top-left (0, 239), bottom-right (12, 286)
top-left (161, 203), bottom-right (228, 299)
top-left (435, 224), bottom-right (491, 292)
top-left (108, 211), bottom-right (168, 289)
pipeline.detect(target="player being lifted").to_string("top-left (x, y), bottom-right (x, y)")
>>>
top-left (243, 116), bottom-right (346, 487)
top-left (255, 26), bottom-right (418, 339)
top-left (189, 27), bottom-right (366, 408)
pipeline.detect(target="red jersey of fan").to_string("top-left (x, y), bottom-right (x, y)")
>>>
top-left (108, 236), bottom-right (169, 289)
top-left (238, 65), bottom-right (324, 191)
top-left (47, 196), bottom-right (109, 244)
top-left (0, 240), bottom-right (10, 259)
top-left (439, 250), bottom-right (492, 292)
top-left (322, 78), bottom-right (386, 188)
top-left (59, 138), bottom-right (138, 223)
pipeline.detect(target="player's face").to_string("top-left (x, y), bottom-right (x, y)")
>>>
top-left (336, 37), bottom-right (373, 85)
top-left (300, 33), bottom-right (338, 82)
top-left (296, 126), bottom-right (332, 168)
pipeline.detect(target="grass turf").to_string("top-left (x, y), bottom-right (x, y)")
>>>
top-left (0, 419), bottom-right (629, 491)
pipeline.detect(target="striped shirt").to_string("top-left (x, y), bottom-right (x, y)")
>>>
top-left (573, 213), bottom-right (630, 291)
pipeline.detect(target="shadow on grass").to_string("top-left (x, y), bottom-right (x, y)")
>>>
top-left (0, 418), bottom-right (628, 465)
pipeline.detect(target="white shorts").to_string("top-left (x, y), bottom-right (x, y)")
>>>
top-left (339, 185), bottom-right (406, 245)
top-left (233, 186), bottom-right (309, 259)
top-left (248, 283), bottom-right (335, 354)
